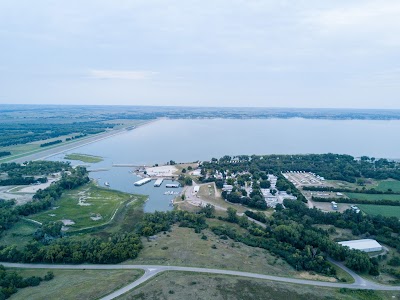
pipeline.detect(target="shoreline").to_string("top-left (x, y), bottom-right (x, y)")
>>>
top-left (4, 119), bottom-right (159, 163)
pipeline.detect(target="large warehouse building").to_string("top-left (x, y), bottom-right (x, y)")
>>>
top-left (338, 239), bottom-right (383, 253)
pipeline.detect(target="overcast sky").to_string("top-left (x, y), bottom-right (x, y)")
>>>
top-left (1, 0), bottom-right (400, 108)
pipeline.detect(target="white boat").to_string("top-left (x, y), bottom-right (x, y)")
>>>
top-left (104, 182), bottom-right (110, 187)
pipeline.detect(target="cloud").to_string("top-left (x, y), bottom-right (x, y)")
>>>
top-left (88, 70), bottom-right (158, 80)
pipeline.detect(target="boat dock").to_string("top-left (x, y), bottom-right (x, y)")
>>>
top-left (166, 183), bottom-right (180, 188)
top-left (154, 178), bottom-right (164, 187)
top-left (134, 178), bottom-right (152, 186)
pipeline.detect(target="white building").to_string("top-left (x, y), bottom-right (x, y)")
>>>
top-left (338, 239), bottom-right (383, 253)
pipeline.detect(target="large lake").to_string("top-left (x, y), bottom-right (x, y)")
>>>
top-left (49, 118), bottom-right (400, 211)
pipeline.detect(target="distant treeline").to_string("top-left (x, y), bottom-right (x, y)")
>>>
top-left (40, 140), bottom-right (62, 147)
top-left (0, 176), bottom-right (47, 186)
top-left (0, 122), bottom-right (113, 147)
top-left (0, 161), bottom-right (69, 177)
top-left (65, 133), bottom-right (87, 141)
top-left (0, 151), bottom-right (11, 158)
top-left (304, 186), bottom-right (400, 195)
top-left (312, 196), bottom-right (400, 206)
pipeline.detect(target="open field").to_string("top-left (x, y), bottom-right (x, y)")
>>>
top-left (376, 180), bottom-right (400, 193)
top-left (358, 204), bottom-right (400, 218)
top-left (9, 268), bottom-right (144, 300)
top-left (64, 153), bottom-right (103, 163)
top-left (115, 271), bottom-right (399, 300)
top-left (346, 193), bottom-right (400, 202)
top-left (129, 223), bottom-right (321, 280)
top-left (30, 183), bottom-right (136, 231)
top-left (196, 184), bottom-right (247, 213)
top-left (0, 219), bottom-right (39, 249)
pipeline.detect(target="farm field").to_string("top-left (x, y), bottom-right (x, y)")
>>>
top-left (375, 179), bottom-right (400, 193)
top-left (115, 271), bottom-right (397, 300)
top-left (345, 192), bottom-right (400, 201)
top-left (64, 153), bottom-right (103, 163)
top-left (358, 204), bottom-right (400, 218)
top-left (9, 268), bottom-right (143, 300)
top-left (30, 183), bottom-right (137, 231)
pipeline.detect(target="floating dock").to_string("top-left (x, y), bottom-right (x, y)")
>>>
top-left (134, 178), bottom-right (152, 186)
top-left (154, 178), bottom-right (164, 187)
top-left (166, 183), bottom-right (180, 188)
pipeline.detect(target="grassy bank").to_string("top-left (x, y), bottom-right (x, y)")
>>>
top-left (64, 153), bottom-right (103, 163)
top-left (9, 268), bottom-right (143, 300)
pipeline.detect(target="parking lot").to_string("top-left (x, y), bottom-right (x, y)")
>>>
top-left (283, 171), bottom-right (328, 187)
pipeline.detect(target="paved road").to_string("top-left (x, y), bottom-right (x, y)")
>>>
top-left (2, 261), bottom-right (400, 299)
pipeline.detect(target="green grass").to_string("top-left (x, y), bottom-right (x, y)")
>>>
top-left (9, 268), bottom-right (144, 300)
top-left (115, 271), bottom-right (397, 300)
top-left (376, 180), bottom-right (400, 193)
top-left (64, 153), bottom-right (103, 163)
top-left (129, 223), bottom-right (309, 279)
top-left (0, 219), bottom-right (39, 249)
top-left (30, 183), bottom-right (137, 231)
top-left (346, 193), bottom-right (400, 201)
top-left (358, 204), bottom-right (400, 218)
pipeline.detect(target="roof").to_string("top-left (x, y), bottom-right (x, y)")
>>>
top-left (338, 239), bottom-right (382, 250)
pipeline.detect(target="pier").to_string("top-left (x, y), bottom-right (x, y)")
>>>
top-left (134, 178), bottom-right (152, 186)
top-left (154, 178), bottom-right (164, 187)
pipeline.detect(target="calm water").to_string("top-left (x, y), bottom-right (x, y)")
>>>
top-left (49, 118), bottom-right (400, 211)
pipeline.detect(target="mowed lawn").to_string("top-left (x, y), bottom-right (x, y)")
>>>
top-left (358, 204), bottom-right (400, 218)
top-left (9, 269), bottom-right (143, 300)
top-left (31, 183), bottom-right (135, 231)
top-left (345, 192), bottom-right (400, 201)
top-left (376, 179), bottom-right (400, 193)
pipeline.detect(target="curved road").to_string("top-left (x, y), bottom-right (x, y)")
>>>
top-left (1, 261), bottom-right (400, 300)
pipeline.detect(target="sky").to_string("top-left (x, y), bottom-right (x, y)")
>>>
top-left (0, 0), bottom-right (400, 108)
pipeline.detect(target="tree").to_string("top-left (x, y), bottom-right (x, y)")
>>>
top-left (200, 204), bottom-right (215, 218)
top-left (226, 207), bottom-right (238, 223)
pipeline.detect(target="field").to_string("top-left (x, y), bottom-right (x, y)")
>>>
top-left (196, 184), bottom-right (247, 213)
top-left (115, 271), bottom-right (398, 300)
top-left (376, 180), bottom-right (400, 193)
top-left (30, 183), bottom-right (137, 231)
top-left (0, 220), bottom-right (39, 249)
top-left (358, 204), bottom-right (400, 218)
top-left (130, 222), bottom-right (312, 279)
top-left (9, 268), bottom-right (143, 300)
top-left (64, 153), bottom-right (103, 163)
top-left (345, 193), bottom-right (400, 202)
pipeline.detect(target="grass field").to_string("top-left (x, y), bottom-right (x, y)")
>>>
top-left (0, 219), bottom-right (39, 249)
top-left (30, 183), bottom-right (137, 231)
top-left (346, 192), bottom-right (400, 202)
top-left (9, 268), bottom-right (143, 300)
top-left (115, 271), bottom-right (398, 300)
top-left (129, 222), bottom-right (319, 279)
top-left (64, 153), bottom-right (103, 163)
top-left (197, 184), bottom-right (247, 213)
top-left (358, 204), bottom-right (400, 218)
top-left (376, 179), bottom-right (400, 193)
